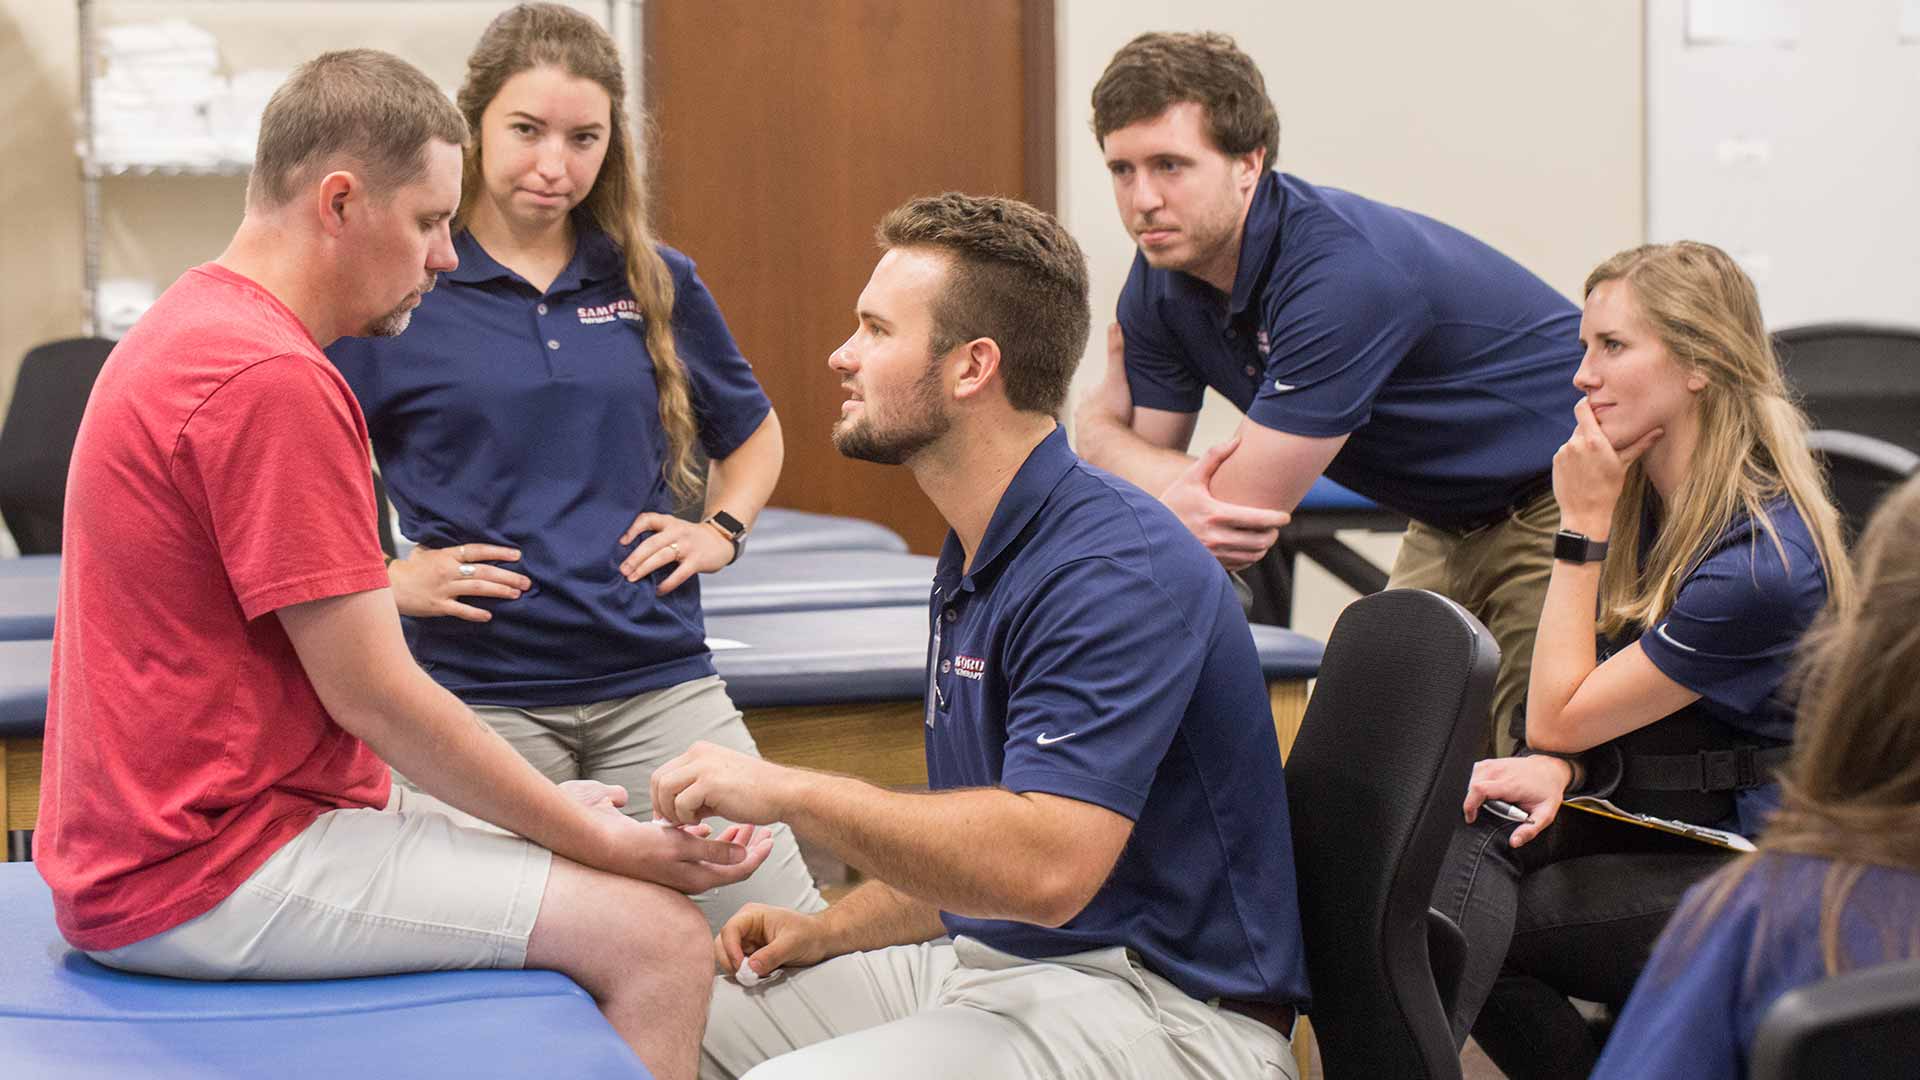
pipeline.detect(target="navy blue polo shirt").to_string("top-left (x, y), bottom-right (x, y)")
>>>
top-left (1119, 171), bottom-right (1584, 530)
top-left (326, 223), bottom-right (770, 707)
top-left (1628, 496), bottom-right (1829, 831)
top-left (1593, 855), bottom-right (1920, 1080)
top-left (927, 424), bottom-right (1310, 1008)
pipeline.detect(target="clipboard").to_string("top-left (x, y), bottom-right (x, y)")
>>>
top-left (1562, 796), bottom-right (1757, 853)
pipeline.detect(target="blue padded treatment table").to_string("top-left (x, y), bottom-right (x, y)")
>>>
top-left (0, 865), bottom-right (651, 1080)
top-left (0, 567), bottom-right (57, 641)
top-left (702, 550), bottom-right (937, 616)
top-left (2, 639), bottom-right (52, 857)
top-left (0, 554), bottom-right (61, 578)
top-left (708, 606), bottom-right (1322, 788)
top-left (745, 507), bottom-right (910, 556)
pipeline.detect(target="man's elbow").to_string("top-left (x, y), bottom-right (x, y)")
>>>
top-left (1022, 865), bottom-right (1106, 928)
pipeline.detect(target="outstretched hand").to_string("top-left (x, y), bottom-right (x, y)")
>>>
top-left (1159, 435), bottom-right (1292, 570)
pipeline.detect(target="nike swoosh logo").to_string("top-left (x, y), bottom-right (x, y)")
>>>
top-left (1035, 731), bottom-right (1079, 746)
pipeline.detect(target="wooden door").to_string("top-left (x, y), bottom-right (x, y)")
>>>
top-left (646, 0), bottom-right (1054, 553)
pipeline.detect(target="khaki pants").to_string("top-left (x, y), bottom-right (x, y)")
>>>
top-left (1386, 491), bottom-right (1558, 757)
top-left (701, 936), bottom-right (1297, 1080)
top-left (435, 674), bottom-right (825, 931)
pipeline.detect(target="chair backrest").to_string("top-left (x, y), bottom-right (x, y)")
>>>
top-left (0, 337), bottom-right (116, 554)
top-left (1774, 323), bottom-right (1920, 454)
top-left (1285, 589), bottom-right (1497, 1080)
top-left (1751, 958), bottom-right (1920, 1080)
top-left (1807, 429), bottom-right (1920, 542)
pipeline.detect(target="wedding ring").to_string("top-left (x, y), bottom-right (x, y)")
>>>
top-left (668, 542), bottom-right (682, 558)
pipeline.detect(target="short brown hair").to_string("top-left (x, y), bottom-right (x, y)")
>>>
top-left (251, 49), bottom-right (468, 207)
top-left (1091, 31), bottom-right (1279, 165)
top-left (876, 193), bottom-right (1091, 418)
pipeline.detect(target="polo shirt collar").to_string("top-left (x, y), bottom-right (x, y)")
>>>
top-left (443, 214), bottom-right (627, 294)
top-left (1226, 170), bottom-right (1285, 319)
top-left (936, 423), bottom-right (1078, 593)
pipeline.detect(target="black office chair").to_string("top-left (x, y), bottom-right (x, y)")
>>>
top-left (1807, 429), bottom-right (1919, 542)
top-left (1750, 958), bottom-right (1920, 1080)
top-left (1775, 323), bottom-right (1920, 455)
top-left (0, 337), bottom-right (117, 554)
top-left (1284, 589), bottom-right (1497, 1079)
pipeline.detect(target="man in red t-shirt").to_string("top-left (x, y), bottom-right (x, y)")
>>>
top-left (36, 50), bottom-right (764, 1080)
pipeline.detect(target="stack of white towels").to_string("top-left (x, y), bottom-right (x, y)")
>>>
top-left (89, 20), bottom-right (287, 169)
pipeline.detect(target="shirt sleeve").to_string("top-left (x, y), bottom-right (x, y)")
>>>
top-left (1118, 255), bottom-right (1207, 415)
top-left (172, 355), bottom-right (392, 620)
top-left (1247, 245), bottom-right (1434, 438)
top-left (1639, 532), bottom-right (1827, 715)
top-left (668, 254), bottom-right (772, 460)
top-left (994, 557), bottom-right (1205, 819)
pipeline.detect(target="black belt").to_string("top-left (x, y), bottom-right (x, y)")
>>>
top-left (1623, 745), bottom-right (1793, 793)
top-left (1442, 473), bottom-right (1555, 536)
top-left (1220, 998), bottom-right (1298, 1038)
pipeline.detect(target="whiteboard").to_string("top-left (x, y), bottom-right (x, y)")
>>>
top-left (1647, 0), bottom-right (1920, 329)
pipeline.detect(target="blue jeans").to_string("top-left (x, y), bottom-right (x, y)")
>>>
top-left (1430, 811), bottom-right (1732, 1079)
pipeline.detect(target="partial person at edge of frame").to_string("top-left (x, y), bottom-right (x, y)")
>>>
top-left (1430, 240), bottom-right (1856, 1080)
top-left (1594, 470), bottom-right (1920, 1079)
top-left (40, 49), bottom-right (770, 1080)
top-left (326, 2), bottom-right (823, 930)
top-left (659, 192), bottom-right (1311, 1080)
top-left (1075, 30), bottom-right (1584, 755)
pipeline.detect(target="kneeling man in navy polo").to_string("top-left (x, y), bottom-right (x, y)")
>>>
top-left (1075, 32), bottom-right (1585, 753)
top-left (651, 193), bottom-right (1309, 1080)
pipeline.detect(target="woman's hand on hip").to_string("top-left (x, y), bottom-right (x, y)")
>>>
top-left (619, 511), bottom-right (733, 594)
top-left (388, 542), bottom-right (530, 621)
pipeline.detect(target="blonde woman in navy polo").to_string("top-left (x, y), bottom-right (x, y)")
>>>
top-left (327, 4), bottom-right (821, 926)
top-left (1430, 243), bottom-right (1855, 1078)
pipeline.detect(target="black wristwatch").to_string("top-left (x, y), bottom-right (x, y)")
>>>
top-left (1553, 529), bottom-right (1609, 564)
top-left (704, 511), bottom-right (748, 564)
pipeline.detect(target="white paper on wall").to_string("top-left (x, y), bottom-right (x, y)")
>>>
top-left (1685, 0), bottom-right (1801, 46)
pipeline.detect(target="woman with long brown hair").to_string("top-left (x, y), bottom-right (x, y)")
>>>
top-left (327, 2), bottom-right (821, 925)
top-left (1591, 471), bottom-right (1920, 1077)
top-left (1429, 240), bottom-right (1855, 1078)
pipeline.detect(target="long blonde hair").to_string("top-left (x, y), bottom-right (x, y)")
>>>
top-left (1679, 474), bottom-right (1920, 974)
top-left (456, 3), bottom-right (701, 503)
top-left (1586, 242), bottom-right (1855, 637)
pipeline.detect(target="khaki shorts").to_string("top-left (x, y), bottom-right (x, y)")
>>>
top-left (88, 786), bottom-right (552, 980)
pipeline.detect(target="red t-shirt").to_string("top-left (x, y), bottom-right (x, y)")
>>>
top-left (38, 263), bottom-right (393, 951)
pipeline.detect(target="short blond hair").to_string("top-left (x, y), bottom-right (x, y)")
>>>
top-left (251, 49), bottom-right (467, 208)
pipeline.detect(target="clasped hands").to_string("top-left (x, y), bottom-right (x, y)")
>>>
top-left (1078, 323), bottom-right (1289, 571)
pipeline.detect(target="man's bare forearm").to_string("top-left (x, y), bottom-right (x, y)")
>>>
top-left (1074, 409), bottom-right (1193, 496)
top-left (280, 591), bottom-right (610, 867)
top-left (817, 879), bottom-right (947, 956)
top-left (779, 771), bottom-right (1122, 928)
